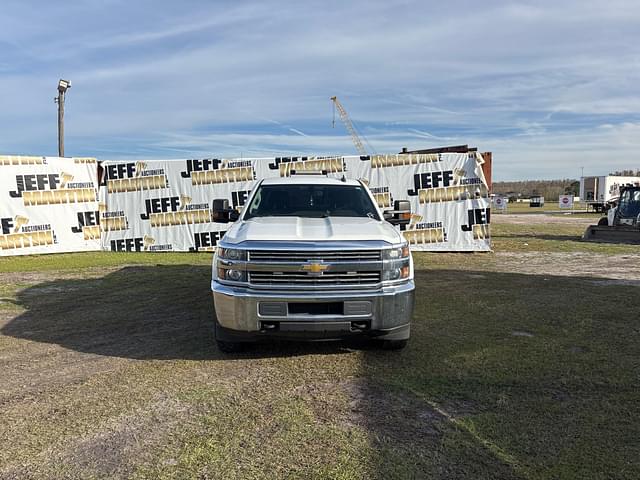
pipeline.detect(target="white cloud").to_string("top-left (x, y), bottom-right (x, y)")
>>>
top-left (0, 0), bottom-right (638, 178)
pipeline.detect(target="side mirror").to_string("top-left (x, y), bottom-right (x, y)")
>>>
top-left (384, 200), bottom-right (411, 226)
top-left (212, 199), bottom-right (240, 223)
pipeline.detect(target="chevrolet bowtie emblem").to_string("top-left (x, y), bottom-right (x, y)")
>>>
top-left (302, 262), bottom-right (329, 274)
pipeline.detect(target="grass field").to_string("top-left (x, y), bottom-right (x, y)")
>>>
top-left (1, 215), bottom-right (639, 479)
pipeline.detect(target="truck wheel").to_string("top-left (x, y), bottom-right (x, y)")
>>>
top-left (216, 339), bottom-right (244, 354)
top-left (381, 339), bottom-right (408, 350)
top-left (214, 318), bottom-right (244, 353)
top-left (597, 217), bottom-right (608, 226)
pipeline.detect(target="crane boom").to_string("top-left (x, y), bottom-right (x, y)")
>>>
top-left (330, 96), bottom-right (367, 156)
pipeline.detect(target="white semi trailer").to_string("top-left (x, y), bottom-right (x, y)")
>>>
top-left (580, 175), bottom-right (640, 213)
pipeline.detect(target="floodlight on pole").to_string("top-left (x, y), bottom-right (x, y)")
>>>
top-left (55, 78), bottom-right (71, 157)
top-left (58, 79), bottom-right (71, 92)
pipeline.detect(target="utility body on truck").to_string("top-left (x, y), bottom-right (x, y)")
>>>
top-left (210, 175), bottom-right (415, 352)
top-left (580, 175), bottom-right (640, 213)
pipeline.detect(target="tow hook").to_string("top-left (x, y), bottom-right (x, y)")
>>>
top-left (260, 321), bottom-right (279, 332)
top-left (350, 321), bottom-right (370, 331)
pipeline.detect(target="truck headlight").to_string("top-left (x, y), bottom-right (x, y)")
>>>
top-left (218, 248), bottom-right (247, 261)
top-left (382, 267), bottom-right (401, 281)
top-left (217, 267), bottom-right (247, 283)
top-left (226, 269), bottom-right (246, 282)
top-left (383, 243), bottom-right (410, 260)
top-left (382, 263), bottom-right (410, 281)
top-left (382, 243), bottom-right (410, 282)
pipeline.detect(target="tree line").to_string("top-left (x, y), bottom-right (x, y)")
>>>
top-left (610, 170), bottom-right (640, 176)
top-left (492, 179), bottom-right (579, 201)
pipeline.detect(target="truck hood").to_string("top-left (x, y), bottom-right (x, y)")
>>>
top-left (223, 217), bottom-right (403, 244)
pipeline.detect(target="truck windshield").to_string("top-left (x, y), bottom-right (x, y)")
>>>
top-left (244, 184), bottom-right (380, 220)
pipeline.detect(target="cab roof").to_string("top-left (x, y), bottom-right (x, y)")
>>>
top-left (260, 176), bottom-right (362, 186)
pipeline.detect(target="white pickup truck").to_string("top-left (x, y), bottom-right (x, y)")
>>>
top-left (210, 175), bottom-right (415, 352)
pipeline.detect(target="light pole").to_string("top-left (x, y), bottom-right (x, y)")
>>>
top-left (55, 79), bottom-right (71, 157)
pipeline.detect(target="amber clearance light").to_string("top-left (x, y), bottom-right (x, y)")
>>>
top-left (400, 265), bottom-right (410, 279)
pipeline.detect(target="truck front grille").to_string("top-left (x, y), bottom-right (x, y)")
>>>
top-left (249, 250), bottom-right (381, 262)
top-left (249, 271), bottom-right (381, 286)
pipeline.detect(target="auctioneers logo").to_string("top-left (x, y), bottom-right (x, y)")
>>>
top-left (0, 156), bottom-right (96, 166)
top-left (70, 203), bottom-right (130, 240)
top-left (140, 195), bottom-right (211, 227)
top-left (461, 207), bottom-right (491, 240)
top-left (0, 155), bottom-right (47, 166)
top-left (102, 161), bottom-right (169, 193)
top-left (0, 215), bottom-right (57, 250)
top-left (407, 169), bottom-right (489, 204)
top-left (110, 234), bottom-right (172, 252)
top-left (98, 202), bottom-right (129, 232)
top-left (71, 210), bottom-right (100, 240)
top-left (268, 156), bottom-right (345, 177)
top-left (8, 172), bottom-right (96, 206)
top-left (180, 158), bottom-right (255, 185)
top-left (368, 153), bottom-right (442, 169)
top-left (189, 230), bottom-right (226, 252)
top-left (369, 186), bottom-right (393, 208)
top-left (402, 214), bottom-right (448, 245)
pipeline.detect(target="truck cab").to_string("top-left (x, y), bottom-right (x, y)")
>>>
top-left (210, 176), bottom-right (415, 352)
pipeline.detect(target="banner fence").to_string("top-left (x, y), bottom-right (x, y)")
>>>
top-left (1, 153), bottom-right (491, 256)
top-left (0, 156), bottom-right (100, 256)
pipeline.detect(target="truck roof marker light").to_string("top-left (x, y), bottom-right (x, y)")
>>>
top-left (290, 170), bottom-right (328, 176)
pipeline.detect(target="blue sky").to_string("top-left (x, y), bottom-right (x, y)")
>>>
top-left (1, 0), bottom-right (638, 180)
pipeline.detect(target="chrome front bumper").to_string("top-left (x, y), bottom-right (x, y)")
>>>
top-left (212, 280), bottom-right (415, 341)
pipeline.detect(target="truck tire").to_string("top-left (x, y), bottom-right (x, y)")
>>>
top-left (381, 339), bottom-right (408, 350)
top-left (214, 318), bottom-right (244, 353)
top-left (597, 217), bottom-right (608, 226)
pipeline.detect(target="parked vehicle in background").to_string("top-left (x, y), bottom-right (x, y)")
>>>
top-left (210, 175), bottom-right (415, 352)
top-left (580, 175), bottom-right (640, 213)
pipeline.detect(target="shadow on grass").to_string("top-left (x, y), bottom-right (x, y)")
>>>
top-left (1, 265), bottom-right (352, 360)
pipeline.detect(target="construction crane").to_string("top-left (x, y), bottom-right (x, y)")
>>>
top-left (330, 96), bottom-right (368, 156)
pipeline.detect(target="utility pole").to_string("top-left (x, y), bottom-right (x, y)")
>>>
top-left (55, 79), bottom-right (71, 157)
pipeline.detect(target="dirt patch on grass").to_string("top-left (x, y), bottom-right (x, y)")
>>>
top-left (2, 396), bottom-right (195, 480)
top-left (492, 214), bottom-right (595, 225)
top-left (0, 350), bottom-right (127, 408)
top-left (0, 267), bottom-right (119, 286)
top-left (494, 252), bottom-right (640, 282)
